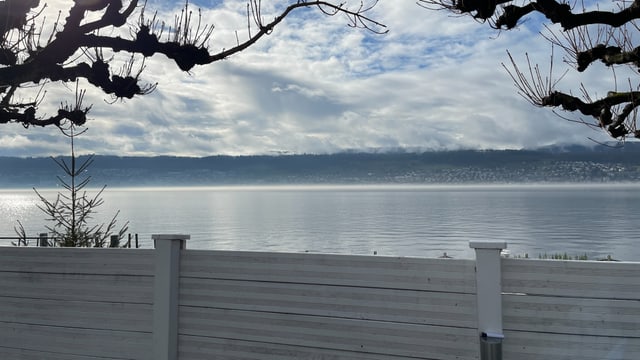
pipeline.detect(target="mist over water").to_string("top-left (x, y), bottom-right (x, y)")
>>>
top-left (1, 184), bottom-right (638, 261)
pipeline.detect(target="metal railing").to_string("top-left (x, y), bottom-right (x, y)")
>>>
top-left (0, 233), bottom-right (141, 248)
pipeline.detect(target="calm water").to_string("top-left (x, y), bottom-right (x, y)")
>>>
top-left (1, 184), bottom-right (639, 260)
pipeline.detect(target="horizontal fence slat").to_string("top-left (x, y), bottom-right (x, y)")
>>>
top-left (502, 259), bottom-right (640, 299)
top-left (0, 347), bottom-right (125, 360)
top-left (0, 322), bottom-right (151, 360)
top-left (180, 277), bottom-right (477, 328)
top-left (180, 250), bottom-right (477, 293)
top-left (0, 272), bottom-right (153, 303)
top-left (503, 330), bottom-right (640, 360)
top-left (179, 307), bottom-right (478, 360)
top-left (0, 248), bottom-right (155, 276)
top-left (0, 297), bottom-right (152, 332)
top-left (179, 335), bottom-right (442, 360)
top-left (503, 294), bottom-right (640, 338)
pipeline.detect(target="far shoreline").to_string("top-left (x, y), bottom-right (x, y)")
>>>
top-left (2, 181), bottom-right (640, 193)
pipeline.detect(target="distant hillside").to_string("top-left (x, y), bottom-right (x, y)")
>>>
top-left (2, 145), bottom-right (640, 187)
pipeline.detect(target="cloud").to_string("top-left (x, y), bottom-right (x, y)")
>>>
top-left (0, 0), bottom-right (618, 157)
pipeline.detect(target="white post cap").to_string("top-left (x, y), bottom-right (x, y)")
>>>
top-left (469, 241), bottom-right (507, 250)
top-left (152, 234), bottom-right (191, 241)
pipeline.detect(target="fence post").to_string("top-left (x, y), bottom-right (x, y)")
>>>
top-left (39, 233), bottom-right (48, 247)
top-left (109, 235), bottom-right (119, 248)
top-left (469, 241), bottom-right (507, 360)
top-left (153, 234), bottom-right (190, 360)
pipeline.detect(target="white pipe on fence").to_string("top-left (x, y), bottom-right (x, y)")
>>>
top-left (469, 241), bottom-right (507, 360)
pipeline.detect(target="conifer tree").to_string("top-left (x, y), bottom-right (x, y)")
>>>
top-left (32, 116), bottom-right (128, 247)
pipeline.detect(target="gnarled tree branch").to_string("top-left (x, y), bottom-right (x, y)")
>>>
top-left (0, 0), bottom-right (385, 128)
top-left (421, 0), bottom-right (640, 141)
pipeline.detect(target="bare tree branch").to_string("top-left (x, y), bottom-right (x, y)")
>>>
top-left (419, 0), bottom-right (640, 30)
top-left (0, 0), bottom-right (385, 128)
top-left (420, 0), bottom-right (640, 141)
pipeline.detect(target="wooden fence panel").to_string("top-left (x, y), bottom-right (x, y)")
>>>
top-left (501, 259), bottom-right (640, 360)
top-left (178, 250), bottom-right (479, 360)
top-left (0, 347), bottom-right (129, 360)
top-left (0, 248), bottom-right (154, 360)
top-left (0, 248), bottom-right (155, 275)
top-left (502, 259), bottom-right (640, 299)
top-left (503, 294), bottom-right (640, 337)
top-left (0, 323), bottom-right (151, 359)
top-left (0, 272), bottom-right (153, 303)
top-left (503, 330), bottom-right (640, 360)
top-left (180, 277), bottom-right (477, 328)
top-left (179, 307), bottom-right (478, 360)
top-left (0, 297), bottom-right (151, 332)
top-left (179, 335), bottom-right (436, 360)
top-left (180, 250), bottom-right (477, 293)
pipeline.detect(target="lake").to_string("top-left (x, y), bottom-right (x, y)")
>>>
top-left (1, 184), bottom-right (638, 260)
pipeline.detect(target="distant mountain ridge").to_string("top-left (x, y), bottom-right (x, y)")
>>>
top-left (2, 145), bottom-right (640, 187)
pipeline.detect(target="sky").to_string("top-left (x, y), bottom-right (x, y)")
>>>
top-left (0, 0), bottom-right (629, 157)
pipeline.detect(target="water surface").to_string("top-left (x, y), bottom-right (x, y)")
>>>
top-left (1, 184), bottom-right (638, 260)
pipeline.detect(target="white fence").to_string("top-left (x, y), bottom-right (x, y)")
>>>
top-left (0, 247), bottom-right (154, 359)
top-left (501, 258), bottom-right (640, 359)
top-left (0, 235), bottom-right (638, 359)
top-left (177, 247), bottom-right (478, 360)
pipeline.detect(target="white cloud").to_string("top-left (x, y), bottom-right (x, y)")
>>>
top-left (1, 135), bottom-right (32, 149)
top-left (0, 0), bottom-right (620, 157)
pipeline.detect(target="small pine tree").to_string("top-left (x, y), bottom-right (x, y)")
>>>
top-left (31, 123), bottom-right (128, 247)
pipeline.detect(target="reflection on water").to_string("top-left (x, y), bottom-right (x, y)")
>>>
top-left (0, 193), bottom-right (37, 218)
top-left (0, 190), bottom-right (41, 235)
top-left (1, 184), bottom-right (639, 260)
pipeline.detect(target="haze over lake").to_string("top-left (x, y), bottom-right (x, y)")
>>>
top-left (1, 184), bottom-right (638, 261)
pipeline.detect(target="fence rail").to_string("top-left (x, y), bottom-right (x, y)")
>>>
top-left (0, 233), bottom-right (141, 248)
top-left (0, 236), bottom-right (638, 360)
